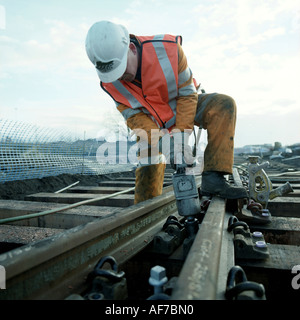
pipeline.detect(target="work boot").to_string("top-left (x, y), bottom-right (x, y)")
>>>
top-left (201, 171), bottom-right (248, 199)
top-left (134, 163), bottom-right (166, 204)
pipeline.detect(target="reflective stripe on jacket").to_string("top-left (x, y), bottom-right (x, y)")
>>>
top-left (101, 34), bottom-right (183, 130)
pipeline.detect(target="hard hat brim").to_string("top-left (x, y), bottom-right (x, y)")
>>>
top-left (96, 51), bottom-right (128, 83)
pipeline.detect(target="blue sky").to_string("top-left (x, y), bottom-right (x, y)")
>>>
top-left (0, 0), bottom-right (299, 147)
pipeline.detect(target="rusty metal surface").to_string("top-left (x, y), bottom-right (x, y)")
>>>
top-left (171, 197), bottom-right (226, 300)
top-left (0, 160), bottom-right (299, 300)
top-left (0, 189), bottom-right (178, 300)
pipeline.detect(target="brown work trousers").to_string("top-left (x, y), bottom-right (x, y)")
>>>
top-left (134, 93), bottom-right (237, 204)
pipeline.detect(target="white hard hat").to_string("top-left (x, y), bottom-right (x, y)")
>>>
top-left (85, 21), bottom-right (129, 83)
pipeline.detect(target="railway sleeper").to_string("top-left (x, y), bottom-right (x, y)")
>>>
top-left (0, 200), bottom-right (120, 229)
top-left (236, 244), bottom-right (300, 300)
top-left (248, 216), bottom-right (300, 245)
top-left (0, 168), bottom-right (299, 300)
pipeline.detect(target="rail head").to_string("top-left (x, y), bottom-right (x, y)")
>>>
top-left (171, 196), bottom-right (227, 300)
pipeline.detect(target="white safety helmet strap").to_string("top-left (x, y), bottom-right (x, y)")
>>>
top-left (85, 21), bottom-right (130, 83)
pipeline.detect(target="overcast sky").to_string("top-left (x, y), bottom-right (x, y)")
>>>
top-left (0, 0), bottom-right (299, 148)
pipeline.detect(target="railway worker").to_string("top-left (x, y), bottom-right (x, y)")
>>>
top-left (85, 21), bottom-right (248, 204)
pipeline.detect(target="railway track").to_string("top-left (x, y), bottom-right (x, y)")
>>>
top-left (0, 159), bottom-right (299, 300)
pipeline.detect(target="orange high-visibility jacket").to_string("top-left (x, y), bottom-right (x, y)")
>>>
top-left (101, 34), bottom-right (197, 133)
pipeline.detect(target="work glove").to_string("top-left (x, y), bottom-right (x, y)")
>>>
top-left (159, 131), bottom-right (195, 170)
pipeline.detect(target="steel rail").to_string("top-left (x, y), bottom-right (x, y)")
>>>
top-left (1, 158), bottom-right (299, 301)
top-left (0, 187), bottom-right (181, 300)
top-left (171, 168), bottom-right (245, 300)
top-left (171, 196), bottom-right (232, 299)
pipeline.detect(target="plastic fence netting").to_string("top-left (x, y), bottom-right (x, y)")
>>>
top-left (0, 119), bottom-right (136, 183)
